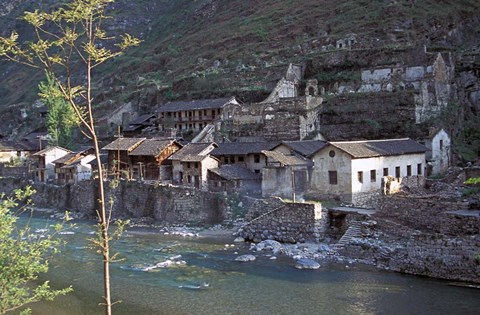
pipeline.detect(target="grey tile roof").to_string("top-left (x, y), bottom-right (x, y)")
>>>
top-left (156, 97), bottom-right (237, 113)
top-left (209, 165), bottom-right (261, 180)
top-left (329, 138), bottom-right (428, 158)
top-left (263, 150), bottom-right (309, 166)
top-left (168, 142), bottom-right (217, 161)
top-left (128, 114), bottom-right (156, 125)
top-left (211, 142), bottom-right (279, 156)
top-left (102, 138), bottom-right (146, 151)
top-left (279, 140), bottom-right (327, 157)
top-left (129, 139), bottom-right (181, 156)
top-left (0, 140), bottom-right (24, 151)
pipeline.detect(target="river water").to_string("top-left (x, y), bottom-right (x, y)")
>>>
top-left (22, 215), bottom-right (480, 315)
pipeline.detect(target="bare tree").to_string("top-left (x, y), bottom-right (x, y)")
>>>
top-left (0, 1), bottom-right (141, 314)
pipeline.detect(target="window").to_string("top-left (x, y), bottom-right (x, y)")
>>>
top-left (329, 150), bottom-right (336, 158)
top-left (238, 156), bottom-right (245, 162)
top-left (329, 171), bottom-right (338, 185)
top-left (440, 140), bottom-right (444, 151)
top-left (370, 170), bottom-right (376, 182)
top-left (407, 165), bottom-right (412, 176)
top-left (224, 157), bottom-right (229, 164)
top-left (229, 156), bottom-right (235, 164)
top-left (417, 163), bottom-right (422, 175)
top-left (173, 112), bottom-right (177, 117)
top-left (254, 154), bottom-right (260, 163)
top-left (187, 162), bottom-right (191, 169)
top-left (195, 162), bottom-right (199, 168)
top-left (395, 166), bottom-right (400, 178)
top-left (383, 168), bottom-right (388, 176)
top-left (254, 169), bottom-right (260, 174)
top-left (357, 171), bottom-right (363, 183)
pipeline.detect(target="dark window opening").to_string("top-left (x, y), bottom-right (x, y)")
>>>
top-left (238, 156), bottom-right (244, 162)
top-left (370, 170), bottom-right (376, 182)
top-left (407, 165), bottom-right (412, 176)
top-left (254, 154), bottom-right (260, 163)
top-left (187, 162), bottom-right (191, 168)
top-left (254, 169), bottom-right (260, 174)
top-left (229, 156), bottom-right (235, 164)
top-left (329, 150), bottom-right (336, 158)
top-left (358, 171), bottom-right (363, 183)
top-left (383, 168), bottom-right (388, 176)
top-left (395, 166), bottom-right (401, 178)
top-left (329, 171), bottom-right (338, 185)
top-left (417, 163), bottom-right (422, 175)
top-left (440, 140), bottom-right (444, 151)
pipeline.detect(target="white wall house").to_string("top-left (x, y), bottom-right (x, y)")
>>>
top-left (32, 146), bottom-right (71, 182)
top-left (310, 138), bottom-right (427, 206)
top-left (421, 128), bottom-right (451, 176)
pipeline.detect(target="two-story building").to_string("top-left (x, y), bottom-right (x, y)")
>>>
top-left (52, 148), bottom-right (96, 184)
top-left (156, 97), bottom-right (239, 132)
top-left (102, 137), bottom-right (146, 177)
top-left (31, 146), bottom-right (72, 182)
top-left (168, 142), bottom-right (218, 190)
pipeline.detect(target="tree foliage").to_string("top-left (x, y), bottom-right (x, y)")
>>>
top-left (39, 72), bottom-right (80, 148)
top-left (0, 1), bottom-right (141, 314)
top-left (0, 187), bottom-right (72, 315)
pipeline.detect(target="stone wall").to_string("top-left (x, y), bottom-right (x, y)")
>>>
top-left (0, 177), bottom-right (225, 225)
top-left (237, 201), bottom-right (326, 243)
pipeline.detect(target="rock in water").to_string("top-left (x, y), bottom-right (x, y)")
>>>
top-left (295, 258), bottom-right (320, 270)
top-left (234, 236), bottom-right (245, 243)
top-left (235, 254), bottom-right (256, 262)
top-left (254, 240), bottom-right (284, 254)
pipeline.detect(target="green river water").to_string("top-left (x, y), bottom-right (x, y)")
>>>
top-left (19, 215), bottom-right (480, 315)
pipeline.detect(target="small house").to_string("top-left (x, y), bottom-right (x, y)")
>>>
top-left (261, 150), bottom-right (311, 200)
top-left (123, 114), bottom-right (157, 137)
top-left (168, 142), bottom-right (218, 190)
top-left (52, 148), bottom-right (95, 184)
top-left (128, 138), bottom-right (182, 181)
top-left (310, 138), bottom-right (428, 206)
top-left (31, 146), bottom-right (72, 182)
top-left (210, 142), bottom-right (279, 174)
top-left (102, 137), bottom-right (146, 177)
top-left (419, 128), bottom-right (451, 176)
top-left (208, 164), bottom-right (261, 195)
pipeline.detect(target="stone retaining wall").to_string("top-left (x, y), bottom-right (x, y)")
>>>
top-left (0, 177), bottom-right (224, 225)
top-left (238, 202), bottom-right (326, 243)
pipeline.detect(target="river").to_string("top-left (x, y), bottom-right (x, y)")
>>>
top-left (21, 215), bottom-right (480, 315)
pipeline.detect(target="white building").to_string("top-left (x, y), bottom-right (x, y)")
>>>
top-left (420, 128), bottom-right (451, 176)
top-left (32, 146), bottom-right (71, 182)
top-left (310, 138), bottom-right (427, 206)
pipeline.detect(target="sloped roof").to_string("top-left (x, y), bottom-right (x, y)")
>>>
top-left (102, 137), bottom-right (146, 151)
top-left (129, 139), bottom-right (181, 156)
top-left (129, 114), bottom-right (156, 125)
top-left (278, 140), bottom-right (327, 157)
top-left (329, 138), bottom-right (428, 158)
top-left (168, 142), bottom-right (216, 161)
top-left (52, 148), bottom-right (94, 165)
top-left (33, 146), bottom-right (71, 156)
top-left (0, 140), bottom-right (24, 151)
top-left (262, 150), bottom-right (309, 166)
top-left (209, 165), bottom-right (261, 181)
top-left (156, 97), bottom-right (237, 113)
top-left (211, 142), bottom-right (279, 156)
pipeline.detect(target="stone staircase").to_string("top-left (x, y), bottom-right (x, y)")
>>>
top-left (335, 221), bottom-right (362, 248)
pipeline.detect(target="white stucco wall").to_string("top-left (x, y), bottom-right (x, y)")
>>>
top-left (429, 129), bottom-right (451, 175)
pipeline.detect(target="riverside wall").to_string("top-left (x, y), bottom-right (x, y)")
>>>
top-left (0, 178), bottom-right (224, 225)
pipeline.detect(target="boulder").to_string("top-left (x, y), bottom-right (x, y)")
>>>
top-left (254, 240), bottom-right (284, 255)
top-left (234, 237), bottom-right (245, 243)
top-left (235, 254), bottom-right (256, 262)
top-left (295, 258), bottom-right (320, 270)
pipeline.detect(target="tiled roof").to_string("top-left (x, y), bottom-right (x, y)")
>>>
top-left (33, 146), bottom-right (71, 156)
top-left (52, 149), bottom-right (94, 165)
top-left (211, 142), bottom-right (279, 156)
top-left (0, 140), bottom-right (23, 151)
top-left (209, 165), bottom-right (261, 181)
top-left (279, 140), bottom-right (327, 157)
top-left (329, 138), bottom-right (428, 158)
top-left (156, 97), bottom-right (237, 113)
top-left (263, 150), bottom-right (309, 166)
top-left (129, 139), bottom-right (181, 156)
top-left (168, 142), bottom-right (216, 161)
top-left (128, 114), bottom-right (156, 125)
top-left (102, 137), bottom-right (146, 151)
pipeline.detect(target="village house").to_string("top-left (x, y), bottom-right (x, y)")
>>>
top-left (168, 142), bottom-right (218, 190)
top-left (31, 146), bottom-right (72, 182)
top-left (208, 164), bottom-right (261, 196)
top-left (261, 150), bottom-right (311, 200)
top-left (309, 138), bottom-right (428, 206)
top-left (122, 114), bottom-right (157, 137)
top-left (0, 140), bottom-right (33, 163)
top-left (210, 142), bottom-right (279, 174)
top-left (102, 137), bottom-right (146, 177)
top-left (128, 138), bottom-right (182, 181)
top-left (156, 97), bottom-right (239, 133)
top-left (272, 140), bottom-right (327, 160)
top-left (419, 128), bottom-right (452, 176)
top-left (52, 148), bottom-right (95, 184)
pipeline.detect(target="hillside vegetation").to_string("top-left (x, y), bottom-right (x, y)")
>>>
top-left (0, 0), bottom-right (479, 139)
